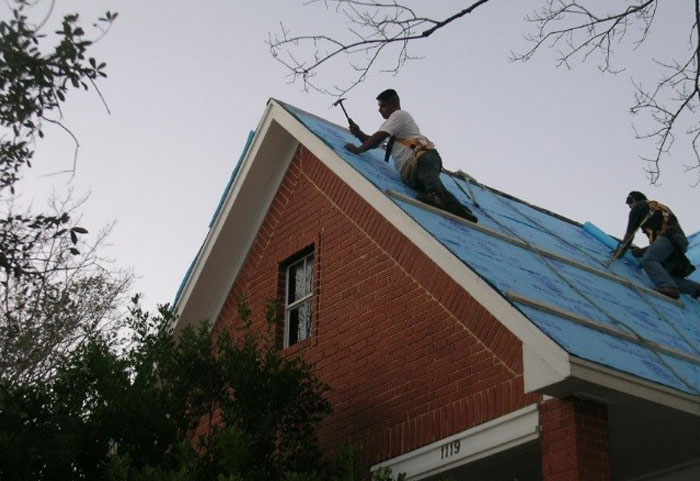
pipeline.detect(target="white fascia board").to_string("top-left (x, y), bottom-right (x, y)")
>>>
top-left (569, 356), bottom-right (700, 416)
top-left (175, 101), bottom-right (299, 332)
top-left (371, 404), bottom-right (539, 480)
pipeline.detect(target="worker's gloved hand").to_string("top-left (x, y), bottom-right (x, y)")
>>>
top-left (630, 246), bottom-right (646, 258)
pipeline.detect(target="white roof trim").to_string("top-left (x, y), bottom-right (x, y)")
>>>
top-left (175, 101), bottom-right (299, 332)
top-left (370, 404), bottom-right (539, 480)
top-left (570, 356), bottom-right (700, 416)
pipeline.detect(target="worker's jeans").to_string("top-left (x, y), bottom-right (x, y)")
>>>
top-left (416, 150), bottom-right (466, 215)
top-left (641, 231), bottom-right (700, 295)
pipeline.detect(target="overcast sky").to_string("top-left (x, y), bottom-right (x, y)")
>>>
top-left (8, 1), bottom-right (698, 311)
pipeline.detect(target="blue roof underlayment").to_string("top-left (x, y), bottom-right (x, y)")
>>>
top-left (281, 102), bottom-right (700, 396)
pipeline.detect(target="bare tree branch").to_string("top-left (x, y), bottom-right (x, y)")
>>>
top-left (510, 0), bottom-right (698, 185)
top-left (267, 0), bottom-right (494, 96)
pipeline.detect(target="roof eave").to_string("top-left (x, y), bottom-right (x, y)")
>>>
top-left (525, 350), bottom-right (700, 416)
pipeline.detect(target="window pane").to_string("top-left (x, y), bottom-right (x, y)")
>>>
top-left (288, 261), bottom-right (302, 303)
top-left (304, 254), bottom-right (314, 295)
top-left (288, 300), bottom-right (311, 345)
top-left (288, 255), bottom-right (313, 304)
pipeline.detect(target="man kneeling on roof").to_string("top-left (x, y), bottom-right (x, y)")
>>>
top-left (612, 191), bottom-right (700, 300)
top-left (344, 89), bottom-right (478, 223)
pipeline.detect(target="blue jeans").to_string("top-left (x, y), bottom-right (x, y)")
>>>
top-left (642, 231), bottom-right (700, 294)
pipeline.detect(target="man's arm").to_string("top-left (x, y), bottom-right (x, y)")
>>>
top-left (612, 232), bottom-right (635, 260)
top-left (612, 203), bottom-right (648, 259)
top-left (345, 130), bottom-right (390, 154)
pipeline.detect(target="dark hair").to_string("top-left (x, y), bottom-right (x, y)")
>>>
top-left (626, 191), bottom-right (647, 204)
top-left (376, 89), bottom-right (399, 103)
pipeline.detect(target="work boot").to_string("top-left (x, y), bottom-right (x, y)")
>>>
top-left (656, 286), bottom-right (680, 300)
top-left (449, 205), bottom-right (478, 223)
top-left (460, 208), bottom-right (478, 224)
top-left (416, 191), bottom-right (445, 210)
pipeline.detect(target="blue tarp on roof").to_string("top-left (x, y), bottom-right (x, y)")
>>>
top-left (281, 102), bottom-right (700, 396)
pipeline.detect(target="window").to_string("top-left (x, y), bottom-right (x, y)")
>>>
top-left (284, 251), bottom-right (314, 347)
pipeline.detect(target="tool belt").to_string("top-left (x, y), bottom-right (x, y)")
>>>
top-left (396, 137), bottom-right (435, 160)
top-left (636, 200), bottom-right (694, 278)
top-left (390, 136), bottom-right (435, 187)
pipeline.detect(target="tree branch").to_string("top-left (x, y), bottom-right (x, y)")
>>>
top-left (267, 0), bottom-right (495, 96)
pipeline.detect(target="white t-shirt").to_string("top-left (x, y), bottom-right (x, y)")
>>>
top-left (378, 110), bottom-right (433, 173)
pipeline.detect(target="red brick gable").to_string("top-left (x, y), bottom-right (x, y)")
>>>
top-left (213, 145), bottom-right (541, 466)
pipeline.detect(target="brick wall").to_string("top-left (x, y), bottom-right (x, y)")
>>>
top-left (540, 397), bottom-right (612, 481)
top-left (213, 146), bottom-right (540, 466)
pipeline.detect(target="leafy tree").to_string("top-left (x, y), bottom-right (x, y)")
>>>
top-left (0, 298), bottom-right (333, 481)
top-left (268, 1), bottom-right (698, 184)
top-left (0, 2), bottom-right (127, 386)
top-left (0, 1), bottom-right (117, 278)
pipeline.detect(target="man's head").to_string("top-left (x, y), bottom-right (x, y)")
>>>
top-left (376, 89), bottom-right (400, 119)
top-left (626, 191), bottom-right (647, 208)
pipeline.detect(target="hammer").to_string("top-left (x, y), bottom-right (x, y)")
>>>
top-left (332, 98), bottom-right (355, 127)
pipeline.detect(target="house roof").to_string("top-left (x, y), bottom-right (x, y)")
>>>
top-left (175, 99), bottom-right (700, 414)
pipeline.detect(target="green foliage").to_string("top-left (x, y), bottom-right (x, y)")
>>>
top-left (0, 1), bottom-right (115, 279)
top-left (331, 444), bottom-right (364, 481)
top-left (371, 467), bottom-right (406, 481)
top-left (0, 1), bottom-right (123, 386)
top-left (0, 297), bottom-right (332, 481)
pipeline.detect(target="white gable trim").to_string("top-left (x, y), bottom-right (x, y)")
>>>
top-left (175, 102), bottom-right (300, 332)
top-left (370, 404), bottom-right (539, 480)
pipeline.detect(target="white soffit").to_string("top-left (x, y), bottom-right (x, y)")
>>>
top-left (371, 404), bottom-right (539, 480)
top-left (570, 357), bottom-right (700, 416)
top-left (175, 102), bottom-right (299, 332)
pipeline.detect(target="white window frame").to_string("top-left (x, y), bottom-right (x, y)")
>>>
top-left (284, 251), bottom-right (314, 348)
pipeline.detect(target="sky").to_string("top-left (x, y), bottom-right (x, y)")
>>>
top-left (7, 1), bottom-right (699, 311)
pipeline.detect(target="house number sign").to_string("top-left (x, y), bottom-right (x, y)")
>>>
top-left (439, 439), bottom-right (461, 460)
